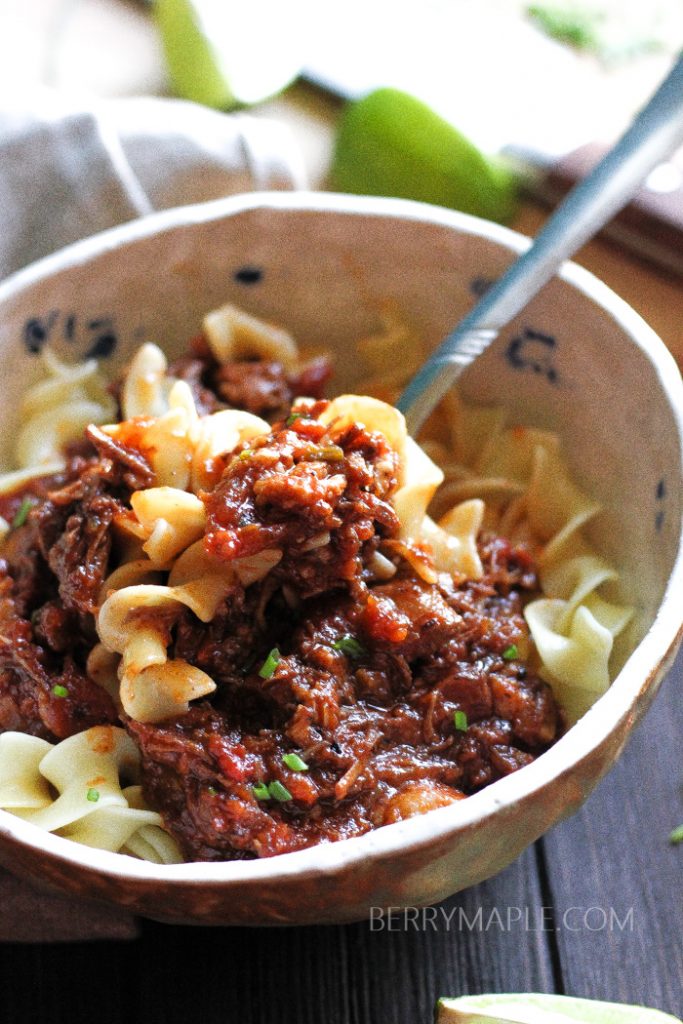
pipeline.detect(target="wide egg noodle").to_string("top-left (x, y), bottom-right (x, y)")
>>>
top-left (540, 551), bottom-right (619, 633)
top-left (190, 408), bottom-right (270, 492)
top-left (131, 486), bottom-right (206, 565)
top-left (393, 436), bottom-right (444, 539)
top-left (203, 301), bottom-right (299, 371)
top-left (448, 396), bottom-right (508, 470)
top-left (59, 798), bottom-right (163, 853)
top-left (524, 596), bottom-right (633, 723)
top-left (15, 349), bottom-right (116, 469)
top-left (0, 733), bottom-right (53, 809)
top-left (432, 498), bottom-right (485, 579)
top-left (0, 728), bottom-right (182, 861)
top-left (525, 443), bottom-right (602, 543)
top-left (101, 380), bottom-right (198, 491)
top-left (97, 584), bottom-right (216, 722)
top-left (9, 727), bottom-right (134, 831)
top-left (167, 540), bottom-right (237, 620)
top-left (318, 394), bottom-right (408, 463)
top-left (356, 304), bottom-right (425, 390)
top-left (120, 786), bottom-right (184, 863)
top-left (121, 342), bottom-right (173, 420)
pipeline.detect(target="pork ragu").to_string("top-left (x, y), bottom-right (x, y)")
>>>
top-left (0, 347), bottom-right (562, 861)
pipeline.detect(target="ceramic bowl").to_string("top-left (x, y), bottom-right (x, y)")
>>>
top-left (0, 193), bottom-right (681, 926)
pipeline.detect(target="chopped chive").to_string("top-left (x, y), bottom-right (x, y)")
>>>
top-left (319, 444), bottom-right (344, 462)
top-left (239, 448), bottom-right (253, 461)
top-left (454, 710), bottom-right (468, 732)
top-left (286, 411), bottom-right (303, 426)
top-left (502, 643), bottom-right (519, 661)
top-left (282, 752), bottom-right (309, 772)
top-left (252, 782), bottom-right (270, 801)
top-left (268, 780), bottom-right (292, 802)
top-left (11, 497), bottom-right (34, 530)
top-left (52, 684), bottom-right (69, 699)
top-left (332, 635), bottom-right (366, 659)
top-left (258, 648), bottom-right (281, 679)
top-left (669, 824), bottom-right (683, 845)
top-left (303, 444), bottom-right (344, 463)
top-left (86, 788), bottom-right (100, 803)
top-left (207, 786), bottom-right (217, 796)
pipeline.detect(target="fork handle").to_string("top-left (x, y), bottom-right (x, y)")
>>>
top-left (397, 53), bottom-right (683, 435)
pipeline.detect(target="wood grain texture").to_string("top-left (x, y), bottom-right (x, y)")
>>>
top-left (540, 648), bottom-right (683, 1018)
top-left (0, 847), bottom-right (555, 1024)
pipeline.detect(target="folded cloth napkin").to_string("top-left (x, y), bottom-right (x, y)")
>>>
top-left (0, 91), bottom-right (306, 939)
top-left (0, 90), bottom-right (307, 280)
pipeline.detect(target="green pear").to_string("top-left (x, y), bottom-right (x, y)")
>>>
top-left (330, 88), bottom-right (519, 225)
top-left (154, 0), bottom-right (304, 109)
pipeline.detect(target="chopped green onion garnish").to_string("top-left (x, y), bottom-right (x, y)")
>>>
top-left (669, 824), bottom-right (683, 845)
top-left (319, 445), bottom-right (344, 462)
top-left (454, 710), bottom-right (468, 732)
top-left (282, 753), bottom-right (309, 772)
top-left (286, 411), bottom-right (303, 426)
top-left (258, 648), bottom-right (281, 679)
top-left (11, 497), bottom-right (34, 530)
top-left (303, 444), bottom-right (345, 463)
top-left (52, 684), bottom-right (69, 699)
top-left (86, 788), bottom-right (100, 803)
top-left (268, 780), bottom-right (292, 802)
top-left (207, 786), bottom-right (217, 796)
top-left (252, 782), bottom-right (270, 801)
top-left (502, 644), bottom-right (519, 660)
top-left (332, 635), bottom-right (366, 659)
top-left (239, 448), bottom-right (253, 461)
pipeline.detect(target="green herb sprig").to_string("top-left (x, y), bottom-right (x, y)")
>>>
top-left (282, 753), bottom-right (308, 772)
top-left (258, 648), bottom-right (281, 679)
top-left (454, 710), bottom-right (468, 732)
top-left (332, 636), bottom-right (366, 659)
top-left (11, 497), bottom-right (35, 530)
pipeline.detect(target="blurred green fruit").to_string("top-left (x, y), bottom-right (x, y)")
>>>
top-left (331, 87), bottom-right (519, 224)
top-left (154, 0), bottom-right (304, 109)
top-left (437, 992), bottom-right (682, 1024)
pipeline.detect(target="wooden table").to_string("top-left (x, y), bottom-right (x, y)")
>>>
top-left (0, 11), bottom-right (682, 1019)
top-left (0, 654), bottom-right (681, 1022)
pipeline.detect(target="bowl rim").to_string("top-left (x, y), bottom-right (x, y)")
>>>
top-left (0, 190), bottom-right (682, 888)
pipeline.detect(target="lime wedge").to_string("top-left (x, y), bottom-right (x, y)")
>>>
top-left (154, 0), bottom-right (304, 109)
top-left (330, 87), bottom-right (518, 224)
top-left (437, 993), bottom-right (682, 1024)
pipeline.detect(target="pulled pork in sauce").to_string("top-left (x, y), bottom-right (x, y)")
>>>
top-left (0, 346), bottom-right (561, 861)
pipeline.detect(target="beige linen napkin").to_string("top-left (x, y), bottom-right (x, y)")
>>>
top-left (0, 92), bottom-right (305, 939)
top-left (0, 91), bottom-right (306, 279)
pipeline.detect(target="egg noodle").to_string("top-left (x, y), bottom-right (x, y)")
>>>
top-left (0, 303), bottom-right (632, 860)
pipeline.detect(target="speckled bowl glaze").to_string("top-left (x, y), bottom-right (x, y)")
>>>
top-left (0, 193), bottom-right (681, 926)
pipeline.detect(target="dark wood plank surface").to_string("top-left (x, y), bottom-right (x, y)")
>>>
top-left (1, 653), bottom-right (680, 1024)
top-left (541, 648), bottom-right (683, 1015)
top-left (0, 846), bottom-right (555, 1024)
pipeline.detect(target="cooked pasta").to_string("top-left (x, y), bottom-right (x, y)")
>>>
top-left (0, 301), bottom-right (632, 863)
top-left (0, 727), bottom-right (182, 862)
top-left (355, 330), bottom-right (632, 723)
top-left (15, 348), bottom-right (116, 469)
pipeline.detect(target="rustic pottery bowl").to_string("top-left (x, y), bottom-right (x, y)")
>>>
top-left (0, 193), bottom-right (681, 926)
